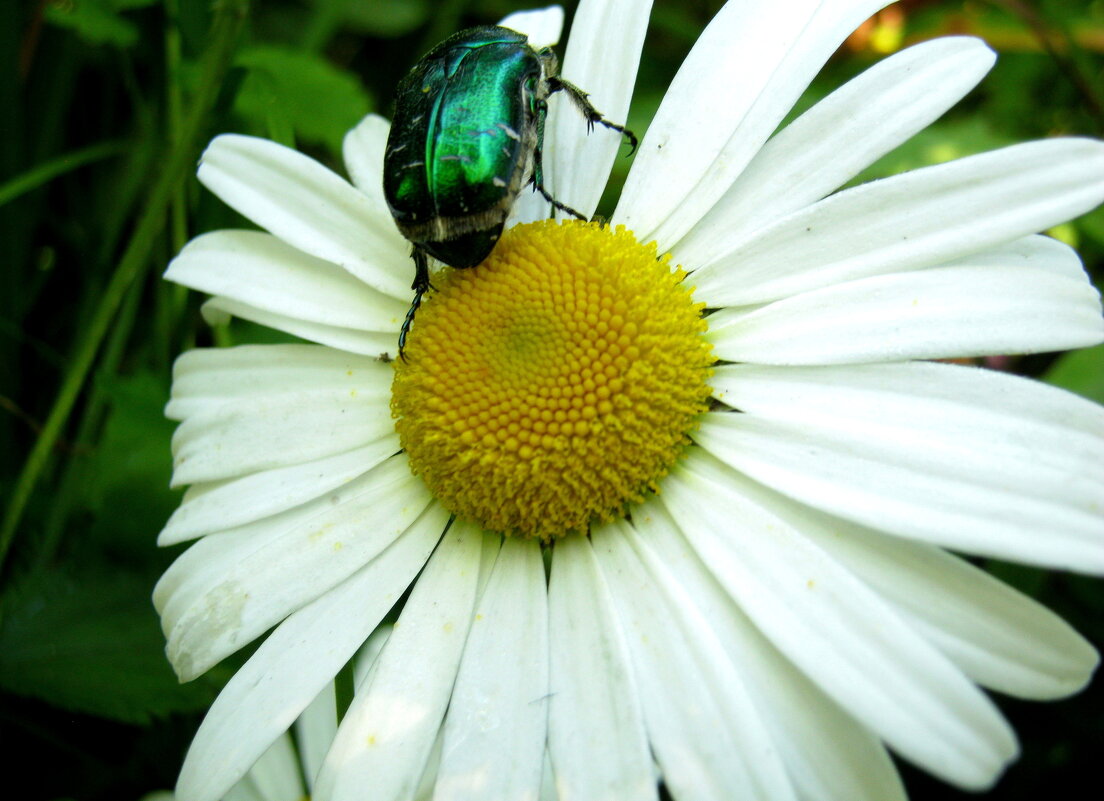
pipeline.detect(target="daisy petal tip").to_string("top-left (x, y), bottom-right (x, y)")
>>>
top-left (1080, 652), bottom-right (1103, 695)
top-left (165, 615), bottom-right (234, 684)
top-left (981, 43), bottom-right (997, 67)
top-left (162, 232), bottom-right (209, 280)
top-left (197, 132), bottom-right (247, 167)
top-left (155, 526), bottom-right (179, 548)
top-left (196, 133), bottom-right (289, 190)
top-left (961, 34), bottom-right (997, 64)
top-left (1056, 655), bottom-right (1099, 699)
top-left (163, 254), bottom-right (181, 281)
top-left (927, 34), bottom-right (996, 71)
top-left (1072, 136), bottom-right (1104, 176)
top-left (940, 730), bottom-right (1020, 794)
top-left (499, 5), bottom-right (564, 48)
top-left (166, 642), bottom-right (205, 685)
top-left (195, 149), bottom-right (224, 189)
top-left (343, 112), bottom-right (391, 149)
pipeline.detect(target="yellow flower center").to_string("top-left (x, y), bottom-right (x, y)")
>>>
top-left (391, 220), bottom-right (712, 540)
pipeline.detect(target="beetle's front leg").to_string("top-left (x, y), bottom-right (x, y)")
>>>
top-left (399, 247), bottom-right (432, 359)
top-left (546, 77), bottom-right (638, 154)
top-left (532, 95), bottom-right (588, 221)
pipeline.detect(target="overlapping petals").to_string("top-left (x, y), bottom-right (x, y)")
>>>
top-left (313, 524), bottom-right (487, 801)
top-left (544, 0), bottom-right (652, 219)
top-left (689, 138), bottom-right (1104, 307)
top-left (700, 362), bottom-right (1104, 571)
top-left (615, 0), bottom-right (894, 245)
top-left (547, 536), bottom-right (656, 801)
top-left (174, 508), bottom-right (446, 800)
top-left (673, 35), bottom-right (998, 264)
top-left (196, 134), bottom-right (410, 297)
top-left (662, 453), bottom-right (1019, 789)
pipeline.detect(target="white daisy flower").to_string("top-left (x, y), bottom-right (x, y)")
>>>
top-left (157, 1), bottom-right (1104, 800)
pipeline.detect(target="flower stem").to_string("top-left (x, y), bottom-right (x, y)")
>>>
top-left (0, 0), bottom-right (250, 575)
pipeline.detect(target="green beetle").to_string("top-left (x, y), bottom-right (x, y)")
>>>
top-left (383, 24), bottom-right (636, 355)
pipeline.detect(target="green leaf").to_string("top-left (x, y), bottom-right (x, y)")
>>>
top-left (1044, 343), bottom-right (1104, 404)
top-left (0, 570), bottom-right (215, 723)
top-left (1077, 205), bottom-right (1104, 248)
top-left (77, 371), bottom-right (180, 559)
top-left (85, 372), bottom-right (174, 496)
top-left (44, 0), bottom-right (159, 48)
top-left (234, 45), bottom-right (373, 155)
top-left (337, 0), bottom-right (429, 37)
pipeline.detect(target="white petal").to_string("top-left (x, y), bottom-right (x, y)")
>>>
top-left (222, 787), bottom-right (265, 801)
top-left (434, 538), bottom-right (548, 801)
top-left (544, 0), bottom-right (651, 219)
top-left (175, 505), bottom-right (446, 801)
top-left (313, 522), bottom-right (489, 801)
top-left (499, 5), bottom-right (564, 48)
top-left (166, 230), bottom-right (406, 330)
top-left (547, 535), bottom-right (656, 801)
top-left (230, 733), bottom-right (304, 801)
top-left (170, 383), bottom-right (394, 487)
top-left (539, 750), bottom-right (555, 801)
top-left (691, 138), bottom-right (1104, 306)
top-left (707, 264), bottom-right (1104, 364)
top-left (662, 451), bottom-right (1018, 790)
top-left (594, 521), bottom-right (796, 801)
top-left (614, 0), bottom-right (891, 247)
top-left (938, 234), bottom-right (1087, 279)
top-left (796, 519), bottom-right (1099, 700)
top-left (507, 186), bottom-right (552, 227)
top-left (159, 456), bottom-right (432, 680)
top-left (296, 683), bottom-right (339, 792)
top-left (159, 440), bottom-right (397, 545)
top-left (631, 498), bottom-right (907, 801)
top-left (703, 361), bottom-right (1104, 572)
top-left (414, 729), bottom-right (445, 801)
top-left (167, 344), bottom-right (390, 421)
top-left (199, 296), bottom-right (399, 357)
top-left (662, 454), bottom-right (1096, 701)
top-left (342, 113), bottom-right (393, 209)
top-left (198, 134), bottom-right (409, 298)
top-left (157, 455), bottom-right (416, 618)
top-left (154, 512), bottom-right (270, 615)
top-left (167, 344), bottom-right (386, 419)
top-left (674, 36), bottom-right (996, 267)
top-left (352, 624), bottom-right (393, 690)
top-left (221, 782), bottom-right (262, 801)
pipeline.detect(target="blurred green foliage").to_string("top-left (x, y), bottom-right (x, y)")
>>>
top-left (1, 1), bottom-right (1102, 799)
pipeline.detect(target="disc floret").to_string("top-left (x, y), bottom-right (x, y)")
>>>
top-left (392, 220), bottom-right (713, 540)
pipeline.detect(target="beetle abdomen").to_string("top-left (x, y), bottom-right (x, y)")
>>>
top-left (384, 23), bottom-right (636, 356)
top-left (383, 26), bottom-right (544, 266)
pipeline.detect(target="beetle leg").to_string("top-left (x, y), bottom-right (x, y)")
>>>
top-left (546, 77), bottom-right (638, 155)
top-left (399, 247), bottom-right (431, 360)
top-left (536, 183), bottom-right (588, 221)
top-left (532, 95), bottom-right (588, 221)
